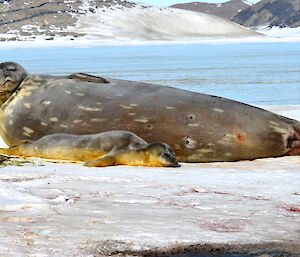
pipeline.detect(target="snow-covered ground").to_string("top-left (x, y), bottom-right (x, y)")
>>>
top-left (0, 105), bottom-right (299, 256)
top-left (0, 30), bottom-right (299, 50)
top-left (257, 26), bottom-right (300, 42)
top-left (0, 27), bottom-right (299, 49)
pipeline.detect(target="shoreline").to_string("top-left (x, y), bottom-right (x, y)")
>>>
top-left (0, 32), bottom-right (300, 50)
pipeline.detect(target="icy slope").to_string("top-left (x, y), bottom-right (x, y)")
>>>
top-left (72, 5), bottom-right (259, 40)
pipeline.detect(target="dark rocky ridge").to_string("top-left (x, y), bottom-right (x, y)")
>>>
top-left (232, 0), bottom-right (300, 28)
top-left (171, 0), bottom-right (251, 20)
top-left (0, 0), bottom-right (138, 41)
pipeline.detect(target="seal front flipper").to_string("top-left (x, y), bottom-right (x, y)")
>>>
top-left (84, 155), bottom-right (116, 167)
top-left (68, 73), bottom-right (109, 83)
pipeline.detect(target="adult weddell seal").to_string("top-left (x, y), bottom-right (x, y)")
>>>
top-left (0, 62), bottom-right (299, 162)
top-left (0, 131), bottom-right (178, 167)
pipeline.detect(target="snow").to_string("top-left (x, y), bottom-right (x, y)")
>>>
top-left (257, 25), bottom-right (300, 40)
top-left (0, 28), bottom-right (299, 50)
top-left (0, 105), bottom-right (299, 256)
top-left (1, 33), bottom-right (299, 50)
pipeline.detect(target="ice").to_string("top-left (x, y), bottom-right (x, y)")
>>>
top-left (0, 105), bottom-right (299, 256)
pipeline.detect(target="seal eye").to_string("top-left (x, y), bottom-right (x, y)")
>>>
top-left (161, 152), bottom-right (170, 159)
top-left (6, 68), bottom-right (17, 72)
top-left (168, 147), bottom-right (176, 156)
top-left (4, 79), bottom-right (12, 85)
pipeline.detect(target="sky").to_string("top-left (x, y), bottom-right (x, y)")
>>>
top-left (128, 0), bottom-right (260, 6)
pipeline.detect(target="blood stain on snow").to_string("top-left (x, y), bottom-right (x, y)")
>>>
top-left (285, 206), bottom-right (300, 213)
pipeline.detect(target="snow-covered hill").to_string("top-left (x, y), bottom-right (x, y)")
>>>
top-left (0, 0), bottom-right (258, 42)
top-left (72, 5), bottom-right (258, 41)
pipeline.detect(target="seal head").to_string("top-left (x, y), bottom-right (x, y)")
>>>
top-left (145, 142), bottom-right (179, 167)
top-left (84, 141), bottom-right (179, 167)
top-left (0, 62), bottom-right (28, 106)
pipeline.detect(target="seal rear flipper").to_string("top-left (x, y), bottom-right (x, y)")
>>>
top-left (68, 73), bottom-right (109, 83)
top-left (84, 155), bottom-right (116, 167)
top-left (0, 147), bottom-right (22, 156)
top-left (0, 140), bottom-right (32, 156)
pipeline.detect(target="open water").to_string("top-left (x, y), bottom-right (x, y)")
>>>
top-left (0, 42), bottom-right (299, 105)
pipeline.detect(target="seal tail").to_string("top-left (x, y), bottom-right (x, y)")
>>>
top-left (0, 147), bottom-right (22, 156)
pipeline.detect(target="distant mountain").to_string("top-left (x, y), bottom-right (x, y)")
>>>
top-left (0, 0), bottom-right (258, 42)
top-left (170, 0), bottom-right (252, 20)
top-left (232, 0), bottom-right (300, 28)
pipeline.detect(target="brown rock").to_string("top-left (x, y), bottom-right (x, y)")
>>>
top-left (171, 0), bottom-right (251, 20)
top-left (231, 0), bottom-right (300, 28)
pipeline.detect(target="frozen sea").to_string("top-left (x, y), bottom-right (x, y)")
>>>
top-left (0, 42), bottom-right (300, 256)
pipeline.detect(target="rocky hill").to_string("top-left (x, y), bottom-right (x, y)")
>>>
top-left (0, 0), bottom-right (137, 41)
top-left (170, 0), bottom-right (251, 20)
top-left (232, 0), bottom-right (300, 28)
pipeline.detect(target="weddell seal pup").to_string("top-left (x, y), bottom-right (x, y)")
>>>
top-left (0, 131), bottom-right (179, 167)
top-left (0, 62), bottom-right (299, 162)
